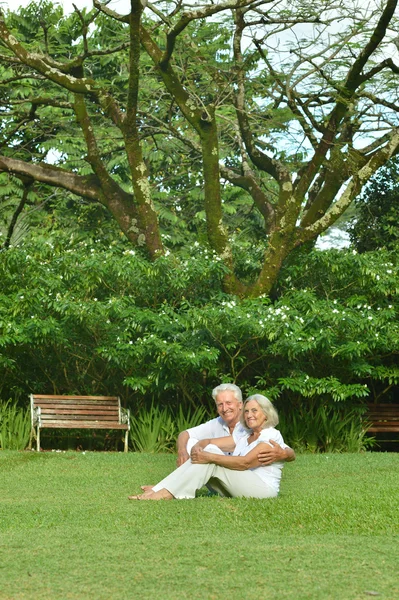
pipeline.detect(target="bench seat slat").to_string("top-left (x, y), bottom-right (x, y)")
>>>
top-left (40, 414), bottom-right (120, 421)
top-left (367, 409), bottom-right (399, 415)
top-left (41, 421), bottom-right (129, 429)
top-left (368, 426), bottom-right (399, 433)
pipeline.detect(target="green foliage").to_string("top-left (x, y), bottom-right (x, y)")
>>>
top-left (0, 234), bottom-right (398, 454)
top-left (174, 404), bottom-right (207, 433)
top-left (0, 400), bottom-right (31, 450)
top-left (348, 158), bottom-right (399, 252)
top-left (129, 404), bottom-right (207, 453)
top-left (278, 403), bottom-right (375, 453)
top-left (129, 404), bottom-right (176, 453)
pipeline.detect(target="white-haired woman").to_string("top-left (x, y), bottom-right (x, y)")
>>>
top-left (128, 395), bottom-right (288, 500)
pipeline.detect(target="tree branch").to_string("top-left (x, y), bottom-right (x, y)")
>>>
top-left (298, 128), bottom-right (399, 243)
top-left (233, 9), bottom-right (288, 183)
top-left (2, 180), bottom-right (32, 250)
top-left (0, 155), bottom-right (103, 200)
top-left (294, 0), bottom-right (398, 202)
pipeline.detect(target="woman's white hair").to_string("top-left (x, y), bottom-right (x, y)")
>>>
top-left (240, 394), bottom-right (279, 430)
top-left (212, 383), bottom-right (242, 403)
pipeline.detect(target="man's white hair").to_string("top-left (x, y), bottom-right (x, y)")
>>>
top-left (212, 383), bottom-right (242, 403)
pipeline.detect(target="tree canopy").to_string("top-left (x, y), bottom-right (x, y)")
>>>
top-left (348, 157), bottom-right (399, 252)
top-left (1, 0), bottom-right (399, 296)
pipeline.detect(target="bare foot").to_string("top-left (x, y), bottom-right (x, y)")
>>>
top-left (143, 489), bottom-right (174, 501)
top-left (140, 485), bottom-right (154, 492)
top-left (128, 489), bottom-right (174, 501)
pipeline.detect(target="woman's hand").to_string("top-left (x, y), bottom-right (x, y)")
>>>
top-left (190, 447), bottom-right (211, 464)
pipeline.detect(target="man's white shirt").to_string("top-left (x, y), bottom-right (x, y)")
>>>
top-left (187, 416), bottom-right (247, 444)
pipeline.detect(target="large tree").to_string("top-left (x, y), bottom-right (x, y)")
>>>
top-left (0, 0), bottom-right (398, 296)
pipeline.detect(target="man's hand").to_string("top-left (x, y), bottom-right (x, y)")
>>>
top-left (176, 430), bottom-right (190, 466)
top-left (190, 446), bottom-right (210, 465)
top-left (258, 440), bottom-right (295, 465)
top-left (176, 449), bottom-right (190, 467)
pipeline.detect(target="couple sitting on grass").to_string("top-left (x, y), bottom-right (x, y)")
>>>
top-left (129, 383), bottom-right (295, 501)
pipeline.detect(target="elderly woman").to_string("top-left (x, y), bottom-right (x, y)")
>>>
top-left (128, 394), bottom-right (288, 501)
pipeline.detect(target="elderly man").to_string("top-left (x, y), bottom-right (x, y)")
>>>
top-left (176, 383), bottom-right (295, 467)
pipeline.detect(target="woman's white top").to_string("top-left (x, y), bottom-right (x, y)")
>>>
top-left (233, 428), bottom-right (287, 493)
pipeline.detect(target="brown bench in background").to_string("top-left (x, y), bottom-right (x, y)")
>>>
top-left (366, 403), bottom-right (399, 441)
top-left (30, 395), bottom-right (130, 452)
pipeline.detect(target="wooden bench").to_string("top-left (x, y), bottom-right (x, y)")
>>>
top-left (30, 395), bottom-right (130, 452)
top-left (366, 403), bottom-right (399, 440)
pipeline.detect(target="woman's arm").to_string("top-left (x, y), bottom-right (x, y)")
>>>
top-left (191, 442), bottom-right (271, 471)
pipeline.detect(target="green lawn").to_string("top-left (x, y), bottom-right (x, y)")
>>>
top-left (1, 451), bottom-right (398, 600)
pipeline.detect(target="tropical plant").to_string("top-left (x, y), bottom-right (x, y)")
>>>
top-left (0, 400), bottom-right (31, 450)
top-left (129, 404), bottom-right (210, 453)
top-left (277, 403), bottom-right (376, 453)
top-left (129, 404), bottom-right (177, 453)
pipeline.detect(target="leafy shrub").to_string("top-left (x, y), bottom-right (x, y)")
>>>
top-left (0, 233), bottom-right (398, 455)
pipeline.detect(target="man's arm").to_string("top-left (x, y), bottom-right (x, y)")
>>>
top-left (190, 435), bottom-right (236, 454)
top-left (176, 431), bottom-right (190, 466)
top-left (257, 440), bottom-right (296, 465)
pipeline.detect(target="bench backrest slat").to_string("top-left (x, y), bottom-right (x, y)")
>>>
top-left (32, 395), bottom-right (119, 400)
top-left (366, 403), bottom-right (399, 434)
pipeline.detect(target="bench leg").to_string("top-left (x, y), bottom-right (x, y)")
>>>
top-left (37, 427), bottom-right (40, 452)
top-left (124, 430), bottom-right (129, 453)
top-left (28, 428), bottom-right (34, 451)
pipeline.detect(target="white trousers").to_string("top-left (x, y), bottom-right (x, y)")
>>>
top-left (152, 445), bottom-right (277, 499)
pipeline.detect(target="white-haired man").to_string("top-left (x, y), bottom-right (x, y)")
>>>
top-left (176, 383), bottom-right (295, 467)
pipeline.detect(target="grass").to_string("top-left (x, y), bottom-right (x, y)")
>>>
top-left (1, 451), bottom-right (398, 600)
